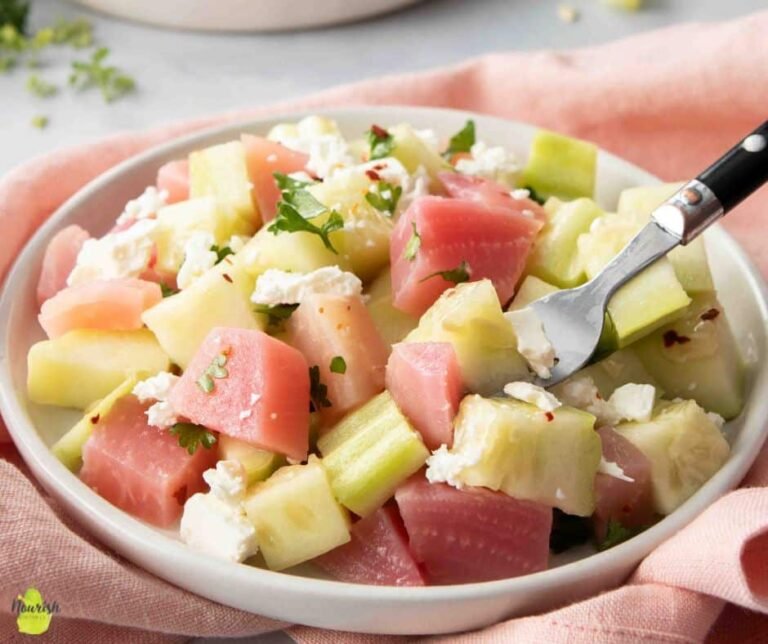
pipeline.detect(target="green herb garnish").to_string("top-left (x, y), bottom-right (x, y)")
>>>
top-left (598, 519), bottom-right (646, 551)
top-left (169, 422), bottom-right (217, 455)
top-left (268, 202), bottom-right (343, 254)
top-left (69, 47), bottom-right (135, 103)
top-left (365, 181), bottom-right (402, 215)
top-left (210, 244), bottom-right (234, 264)
top-left (367, 124), bottom-right (394, 160)
top-left (329, 356), bottom-right (347, 374)
top-left (26, 73), bottom-right (57, 97)
top-left (309, 365), bottom-right (332, 411)
top-left (51, 18), bottom-right (93, 48)
top-left (160, 282), bottom-right (178, 298)
top-left (30, 114), bottom-right (47, 129)
top-left (403, 222), bottom-right (421, 261)
top-left (254, 302), bottom-right (299, 327)
top-left (0, 0), bottom-right (30, 34)
top-left (420, 260), bottom-right (472, 285)
top-left (444, 120), bottom-right (475, 158)
top-left (196, 352), bottom-right (229, 394)
top-left (274, 171), bottom-right (315, 192)
top-left (522, 185), bottom-right (546, 205)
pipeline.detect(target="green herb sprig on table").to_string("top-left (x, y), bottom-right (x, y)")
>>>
top-left (69, 46), bottom-right (135, 102)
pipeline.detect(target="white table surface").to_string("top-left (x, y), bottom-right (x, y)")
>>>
top-left (2, 1), bottom-right (764, 641)
top-left (1, 0), bottom-right (765, 179)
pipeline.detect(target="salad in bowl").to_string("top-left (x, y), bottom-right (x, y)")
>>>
top-left (26, 114), bottom-right (744, 587)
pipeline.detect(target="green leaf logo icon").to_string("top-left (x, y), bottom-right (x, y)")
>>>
top-left (15, 587), bottom-right (53, 635)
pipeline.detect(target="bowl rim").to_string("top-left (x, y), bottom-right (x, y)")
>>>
top-left (2, 105), bottom-right (767, 608)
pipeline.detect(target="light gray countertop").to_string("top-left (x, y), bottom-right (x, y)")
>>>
top-left (1, 0), bottom-right (765, 178)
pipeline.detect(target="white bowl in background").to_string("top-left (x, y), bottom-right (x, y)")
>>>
top-left (69, 0), bottom-right (424, 32)
top-left (1, 107), bottom-right (767, 635)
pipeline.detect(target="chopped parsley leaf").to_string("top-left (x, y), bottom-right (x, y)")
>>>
top-left (160, 282), bottom-right (178, 298)
top-left (268, 202), bottom-right (343, 254)
top-left (598, 519), bottom-right (646, 551)
top-left (329, 356), bottom-right (347, 374)
top-left (309, 365), bottom-right (332, 411)
top-left (254, 302), bottom-right (299, 327)
top-left (522, 185), bottom-right (546, 205)
top-left (51, 18), bottom-right (93, 48)
top-left (274, 171), bottom-right (315, 192)
top-left (26, 73), bottom-right (57, 97)
top-left (367, 124), bottom-right (394, 160)
top-left (69, 47), bottom-right (135, 103)
top-left (169, 423), bottom-right (217, 455)
top-left (419, 260), bottom-right (472, 285)
top-left (403, 222), bottom-right (421, 261)
top-left (210, 244), bottom-right (234, 264)
top-left (365, 181), bottom-right (402, 215)
top-left (196, 352), bottom-right (229, 394)
top-left (444, 119), bottom-right (475, 158)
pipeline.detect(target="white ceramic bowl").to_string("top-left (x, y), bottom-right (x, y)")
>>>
top-left (1, 107), bottom-right (767, 635)
top-left (69, 0), bottom-right (424, 32)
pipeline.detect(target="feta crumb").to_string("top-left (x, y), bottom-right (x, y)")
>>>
top-left (251, 266), bottom-right (363, 306)
top-left (397, 164), bottom-right (431, 215)
top-left (414, 128), bottom-right (440, 152)
top-left (133, 372), bottom-right (181, 429)
top-left (426, 444), bottom-right (473, 489)
top-left (180, 493), bottom-right (257, 563)
top-left (511, 189), bottom-right (531, 200)
top-left (707, 411), bottom-right (726, 430)
top-left (146, 400), bottom-right (178, 429)
top-left (67, 219), bottom-right (158, 287)
top-left (505, 308), bottom-right (556, 379)
top-left (503, 382), bottom-right (561, 412)
top-left (177, 232), bottom-right (217, 290)
top-left (455, 141), bottom-right (520, 184)
top-left (598, 457), bottom-right (635, 483)
top-left (203, 460), bottom-right (248, 502)
top-left (608, 383), bottom-right (655, 423)
top-left (279, 133), bottom-right (354, 179)
top-left (116, 186), bottom-right (168, 225)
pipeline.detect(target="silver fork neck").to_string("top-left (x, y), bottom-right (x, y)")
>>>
top-left (651, 179), bottom-right (724, 244)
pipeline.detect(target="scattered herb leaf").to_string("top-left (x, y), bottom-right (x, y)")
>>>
top-left (169, 422), bottom-right (217, 455)
top-left (309, 365), bottom-right (332, 411)
top-left (196, 352), bottom-right (229, 394)
top-left (30, 114), bottom-right (48, 129)
top-left (419, 260), bottom-right (472, 285)
top-left (26, 73), bottom-right (57, 97)
top-left (367, 124), bottom-right (394, 160)
top-left (444, 119), bottom-right (475, 158)
top-left (160, 282), bottom-right (178, 298)
top-left (254, 302), bottom-right (299, 327)
top-left (0, 0), bottom-right (30, 34)
top-left (598, 519), bottom-right (646, 551)
top-left (522, 185), bottom-right (546, 205)
top-left (210, 244), bottom-right (234, 264)
top-left (274, 171), bottom-right (315, 192)
top-left (329, 356), bottom-right (347, 374)
top-left (69, 47), bottom-right (135, 103)
top-left (365, 181), bottom-right (402, 215)
top-left (403, 222), bottom-right (421, 261)
top-left (268, 202), bottom-right (343, 254)
top-left (51, 18), bottom-right (93, 48)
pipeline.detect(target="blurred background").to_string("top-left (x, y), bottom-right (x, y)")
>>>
top-left (1, 0), bottom-right (765, 176)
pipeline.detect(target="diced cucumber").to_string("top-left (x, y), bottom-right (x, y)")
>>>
top-left (27, 329), bottom-right (169, 410)
top-left (617, 183), bottom-right (714, 294)
top-left (437, 395), bottom-right (600, 516)
top-left (508, 275), bottom-right (559, 311)
top-left (218, 435), bottom-right (286, 485)
top-left (153, 197), bottom-right (231, 275)
top-left (142, 255), bottom-right (263, 369)
top-left (243, 457), bottom-right (350, 571)
top-left (389, 123), bottom-right (451, 189)
top-left (526, 198), bottom-right (604, 288)
top-left (317, 392), bottom-right (429, 517)
top-left (405, 280), bottom-right (529, 395)
top-left (633, 295), bottom-right (744, 419)
top-left (51, 376), bottom-right (138, 471)
top-left (521, 130), bottom-right (597, 201)
top-left (567, 348), bottom-right (659, 399)
top-left (239, 226), bottom-right (339, 277)
top-left (365, 268), bottom-right (418, 345)
top-left (615, 399), bottom-right (729, 514)
top-left (189, 140), bottom-right (258, 235)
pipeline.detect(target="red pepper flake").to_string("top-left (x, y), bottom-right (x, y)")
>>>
top-left (373, 163), bottom-right (386, 171)
top-left (700, 308), bottom-right (720, 321)
top-left (663, 330), bottom-right (691, 348)
top-left (90, 414), bottom-right (100, 424)
top-left (545, 412), bottom-right (554, 422)
top-left (595, 392), bottom-right (603, 401)
top-left (222, 273), bottom-right (233, 283)
top-left (370, 124), bottom-right (388, 139)
top-left (365, 169), bottom-right (381, 181)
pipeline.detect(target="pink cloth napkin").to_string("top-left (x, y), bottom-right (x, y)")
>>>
top-left (2, 10), bottom-right (768, 643)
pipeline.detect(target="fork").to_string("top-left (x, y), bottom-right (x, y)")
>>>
top-left (531, 120), bottom-right (768, 387)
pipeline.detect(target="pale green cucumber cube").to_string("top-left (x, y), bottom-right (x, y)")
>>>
top-left (389, 123), bottom-right (451, 190)
top-left (239, 227), bottom-right (340, 277)
top-left (365, 269), bottom-right (418, 345)
top-left (521, 130), bottom-right (597, 201)
top-left (219, 435), bottom-right (285, 485)
top-left (508, 275), bottom-right (559, 311)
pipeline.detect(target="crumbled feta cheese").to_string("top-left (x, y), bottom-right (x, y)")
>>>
top-left (598, 457), bottom-right (635, 483)
top-left (67, 219), bottom-right (158, 286)
top-left (511, 189), bottom-right (531, 200)
top-left (455, 141), bottom-right (520, 184)
top-left (608, 383), bottom-right (655, 423)
top-left (397, 164), bottom-right (431, 215)
top-left (116, 186), bottom-right (168, 225)
top-left (277, 131), bottom-right (354, 179)
top-left (251, 266), bottom-right (363, 306)
top-left (177, 232), bottom-right (217, 290)
top-left (503, 382), bottom-right (561, 412)
top-left (180, 493), bottom-right (257, 563)
top-left (146, 400), bottom-right (178, 429)
top-left (505, 308), bottom-right (556, 379)
top-left (707, 411), bottom-right (726, 429)
top-left (414, 128), bottom-right (440, 152)
top-left (426, 444), bottom-right (475, 489)
top-left (203, 460), bottom-right (248, 502)
top-left (133, 371), bottom-right (180, 403)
